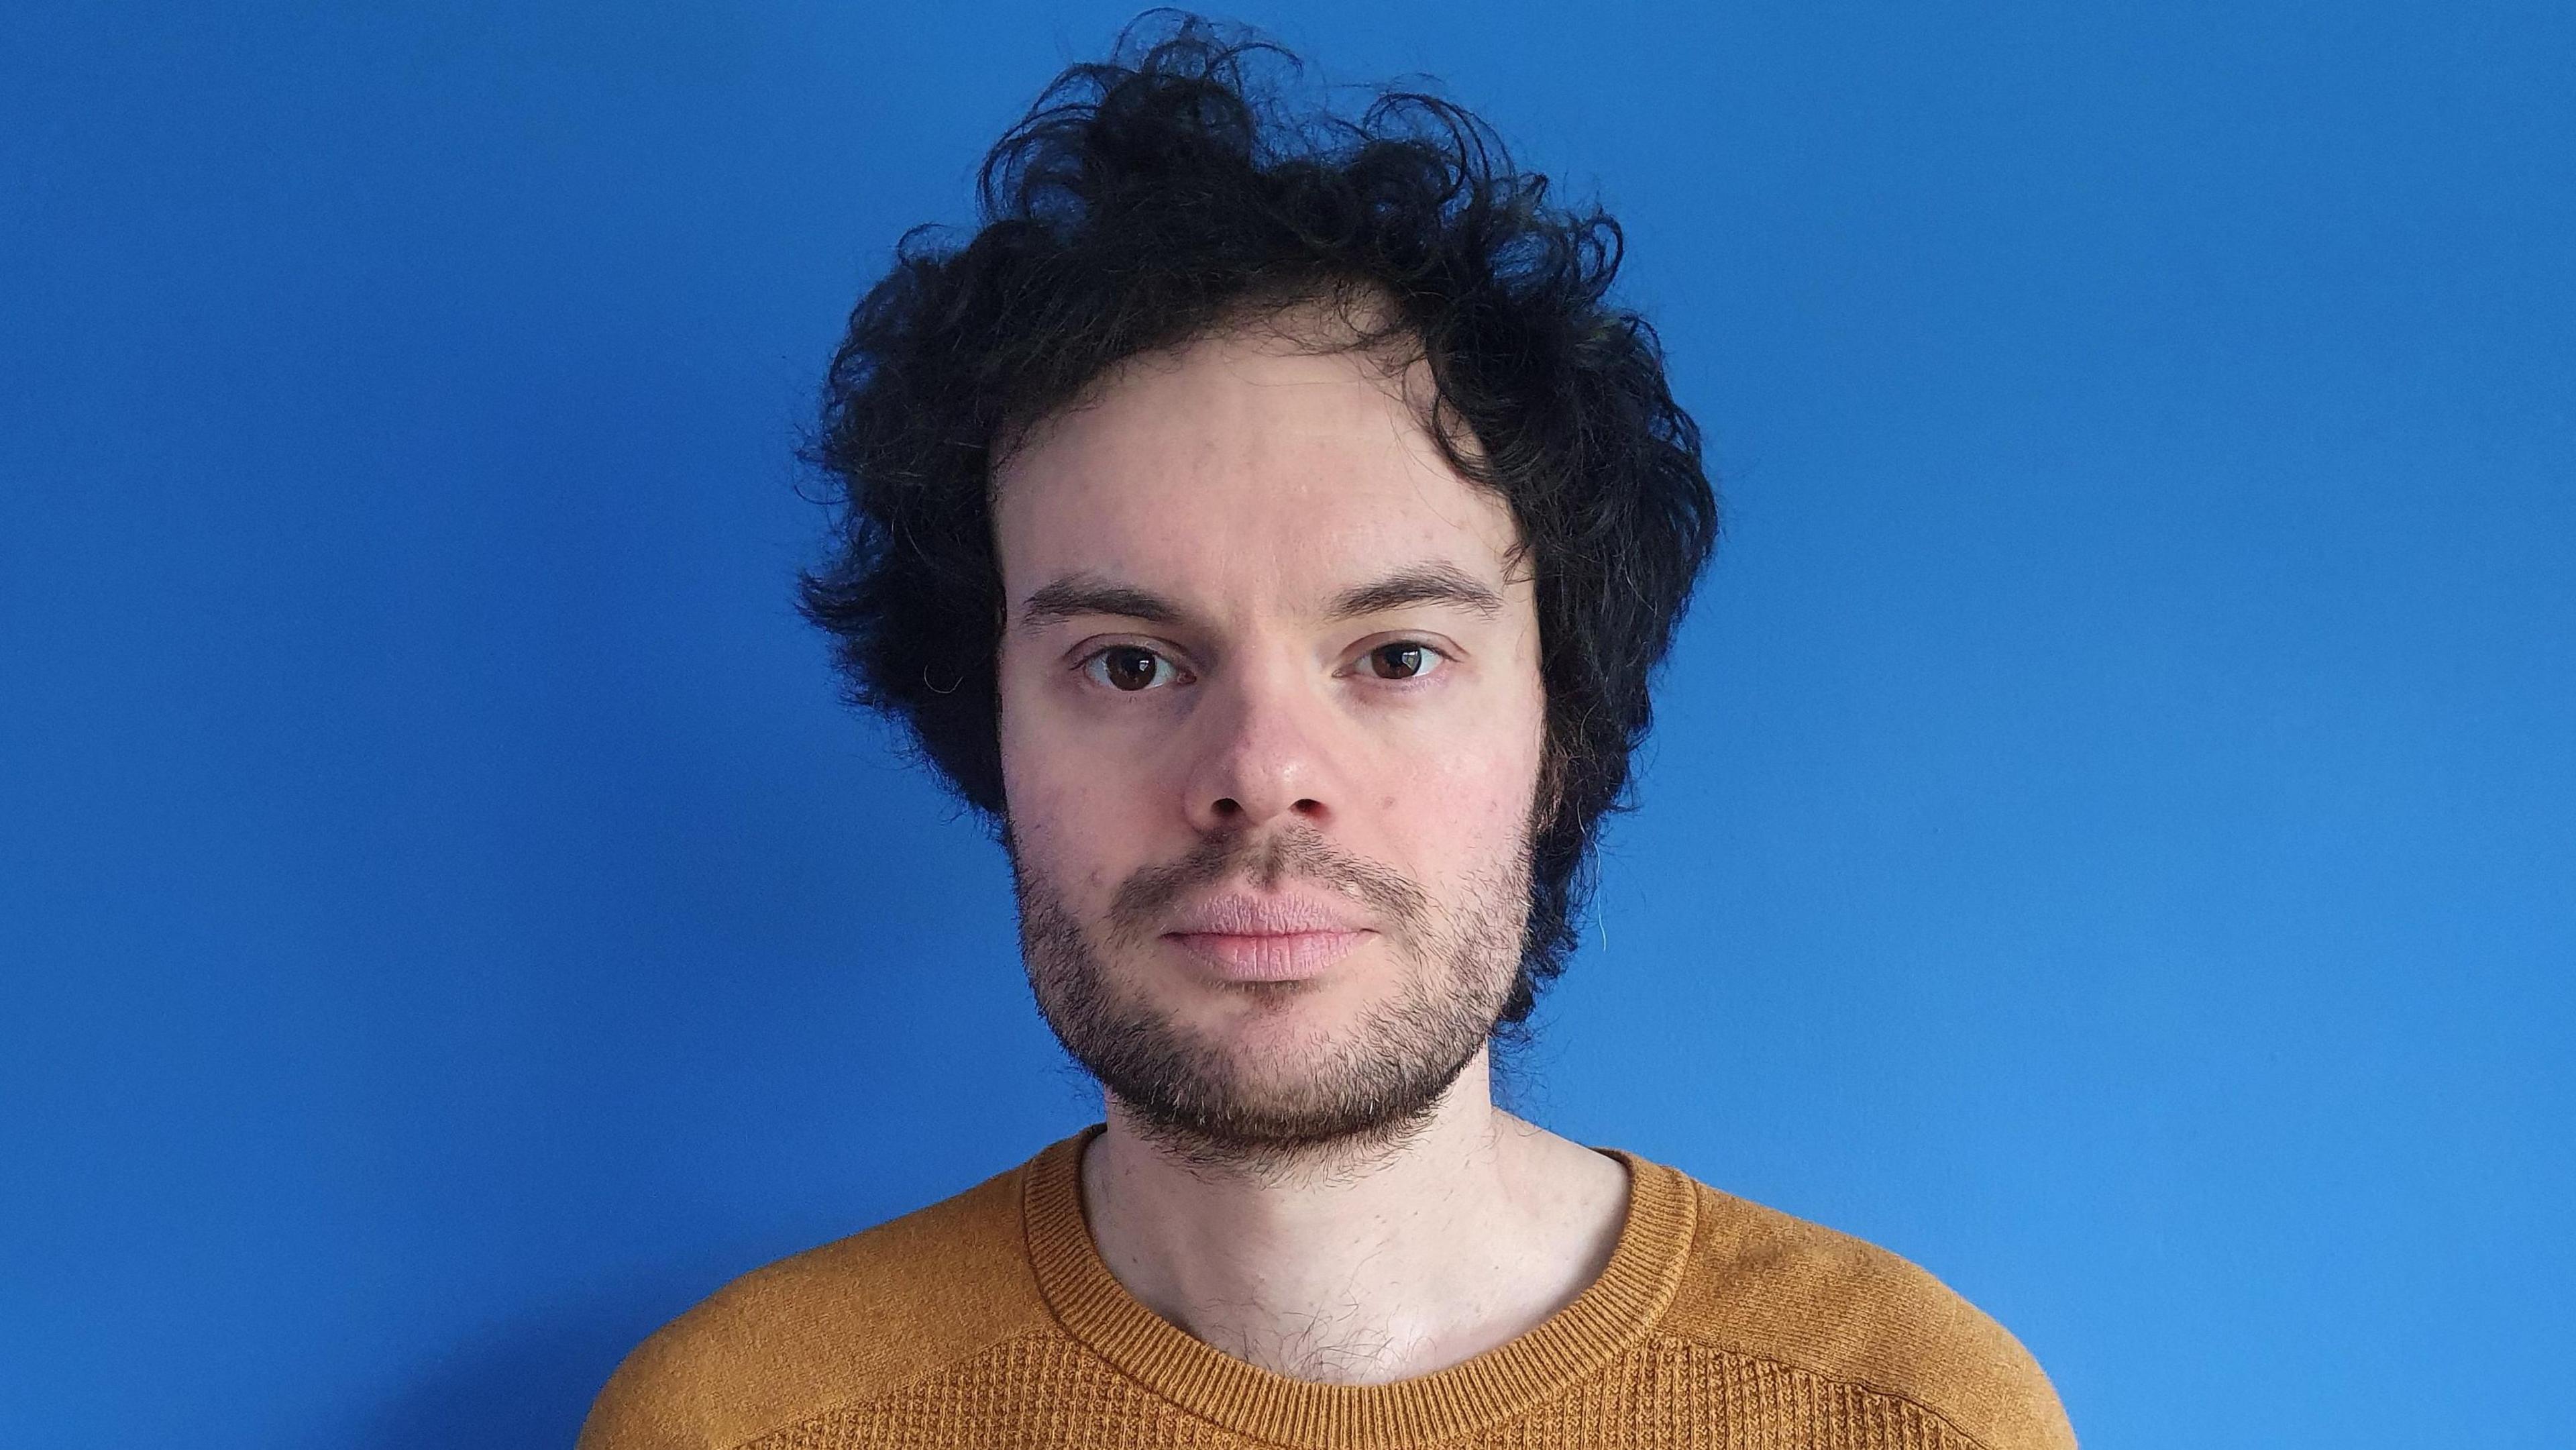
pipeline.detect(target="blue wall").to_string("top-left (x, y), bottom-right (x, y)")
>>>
top-left (4, 3), bottom-right (2569, 1445)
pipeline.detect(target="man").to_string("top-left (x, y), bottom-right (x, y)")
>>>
top-left (581, 20), bottom-right (2074, 1450)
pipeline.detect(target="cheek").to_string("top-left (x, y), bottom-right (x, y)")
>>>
top-left (998, 670), bottom-right (1148, 899)
top-left (1371, 683), bottom-right (1548, 871)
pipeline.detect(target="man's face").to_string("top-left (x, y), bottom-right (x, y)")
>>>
top-left (993, 322), bottom-right (1549, 1157)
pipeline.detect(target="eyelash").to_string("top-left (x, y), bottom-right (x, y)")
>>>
top-left (1072, 639), bottom-right (1452, 693)
top-left (1354, 639), bottom-right (1448, 682)
top-left (1079, 644), bottom-right (1193, 692)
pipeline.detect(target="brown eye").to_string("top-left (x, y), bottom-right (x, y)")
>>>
top-left (1367, 642), bottom-right (1430, 680)
top-left (1086, 645), bottom-right (1173, 692)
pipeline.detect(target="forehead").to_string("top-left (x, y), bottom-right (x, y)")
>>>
top-left (991, 329), bottom-right (1524, 611)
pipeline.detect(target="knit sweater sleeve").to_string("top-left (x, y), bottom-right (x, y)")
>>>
top-left (576, 1165), bottom-right (1053, 1450)
top-left (1655, 1181), bottom-right (2077, 1450)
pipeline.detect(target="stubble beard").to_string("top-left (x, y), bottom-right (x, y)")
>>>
top-left (1012, 824), bottom-right (1530, 1178)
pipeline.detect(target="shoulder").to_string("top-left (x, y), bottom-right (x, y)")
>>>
top-left (1648, 1165), bottom-right (2076, 1450)
top-left (576, 1157), bottom-right (1057, 1450)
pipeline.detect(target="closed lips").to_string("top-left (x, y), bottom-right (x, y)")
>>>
top-left (1163, 894), bottom-right (1374, 980)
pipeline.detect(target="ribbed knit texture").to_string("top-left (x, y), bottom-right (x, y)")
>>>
top-left (579, 1131), bottom-right (2077, 1450)
top-left (1019, 1133), bottom-right (1703, 1447)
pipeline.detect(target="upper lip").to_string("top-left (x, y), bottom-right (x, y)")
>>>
top-left (1161, 892), bottom-right (1371, 937)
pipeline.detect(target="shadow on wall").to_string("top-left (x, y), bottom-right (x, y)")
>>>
top-left (330, 1269), bottom-right (716, 1450)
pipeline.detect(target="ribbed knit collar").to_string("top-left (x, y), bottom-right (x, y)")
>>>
top-left (1021, 1126), bottom-right (1699, 1448)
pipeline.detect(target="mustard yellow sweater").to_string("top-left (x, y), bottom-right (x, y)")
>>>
top-left (580, 1131), bottom-right (2075, 1449)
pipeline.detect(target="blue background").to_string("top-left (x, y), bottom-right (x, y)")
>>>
top-left (4, 3), bottom-right (2569, 1445)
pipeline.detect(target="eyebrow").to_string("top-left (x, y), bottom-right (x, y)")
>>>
top-left (1014, 562), bottom-right (1505, 633)
top-left (1016, 573), bottom-right (1186, 631)
top-left (1327, 564), bottom-right (1504, 621)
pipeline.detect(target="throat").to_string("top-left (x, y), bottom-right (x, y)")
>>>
top-left (1079, 1083), bottom-right (1631, 1386)
top-left (1195, 1300), bottom-right (1444, 1384)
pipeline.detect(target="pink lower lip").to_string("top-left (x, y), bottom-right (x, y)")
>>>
top-left (1166, 930), bottom-right (1369, 981)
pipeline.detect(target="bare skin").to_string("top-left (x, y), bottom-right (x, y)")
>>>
top-left (1083, 1058), bottom-right (1628, 1382)
top-left (993, 313), bottom-right (1629, 1384)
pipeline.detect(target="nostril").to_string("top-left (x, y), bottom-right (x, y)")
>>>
top-left (1293, 798), bottom-right (1322, 815)
top-left (1213, 798), bottom-right (1242, 817)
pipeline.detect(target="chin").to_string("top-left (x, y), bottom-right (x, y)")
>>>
top-left (1160, 970), bottom-right (1385, 1043)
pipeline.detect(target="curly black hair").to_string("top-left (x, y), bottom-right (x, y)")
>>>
top-left (800, 14), bottom-right (1719, 1031)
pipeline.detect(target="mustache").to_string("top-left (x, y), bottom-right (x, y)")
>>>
top-left (1106, 827), bottom-right (1433, 945)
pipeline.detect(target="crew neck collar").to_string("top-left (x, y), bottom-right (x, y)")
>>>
top-left (1020, 1125), bottom-right (1699, 1448)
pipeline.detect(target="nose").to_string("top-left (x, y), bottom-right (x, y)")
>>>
top-left (1182, 654), bottom-right (1337, 835)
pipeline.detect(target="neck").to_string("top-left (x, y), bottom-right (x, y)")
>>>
top-left (1079, 1049), bottom-right (1630, 1384)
